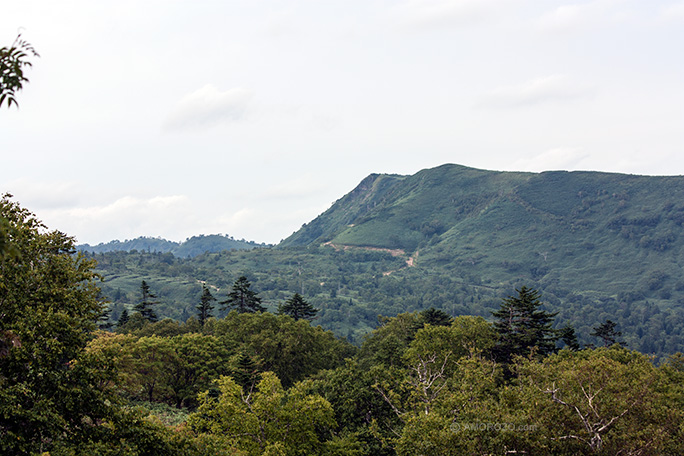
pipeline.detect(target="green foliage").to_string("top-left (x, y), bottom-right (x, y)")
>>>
top-left (188, 372), bottom-right (337, 455)
top-left (78, 234), bottom-right (267, 258)
top-left (197, 285), bottom-right (216, 326)
top-left (492, 286), bottom-right (558, 364)
top-left (209, 312), bottom-right (356, 387)
top-left (135, 280), bottom-right (159, 322)
top-left (591, 319), bottom-right (625, 347)
top-left (87, 163), bottom-right (684, 357)
top-left (0, 33), bottom-right (39, 109)
top-left (0, 195), bottom-right (112, 454)
top-left (279, 292), bottom-right (319, 321)
top-left (221, 276), bottom-right (265, 314)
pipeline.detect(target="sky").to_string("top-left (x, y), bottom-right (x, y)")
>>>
top-left (2, 0), bottom-right (683, 245)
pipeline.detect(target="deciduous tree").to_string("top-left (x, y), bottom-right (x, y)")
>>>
top-left (0, 33), bottom-right (39, 109)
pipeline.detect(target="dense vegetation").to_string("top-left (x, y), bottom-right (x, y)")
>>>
top-left (79, 234), bottom-right (267, 258)
top-left (2, 195), bottom-right (684, 454)
top-left (86, 162), bottom-right (684, 355)
top-left (3, 196), bottom-right (684, 454)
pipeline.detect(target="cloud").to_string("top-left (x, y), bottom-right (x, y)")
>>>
top-left (38, 195), bottom-right (197, 244)
top-left (537, 0), bottom-right (628, 32)
top-left (510, 147), bottom-right (590, 172)
top-left (391, 0), bottom-right (505, 30)
top-left (477, 75), bottom-right (595, 108)
top-left (660, 1), bottom-right (684, 22)
top-left (4, 178), bottom-right (82, 209)
top-left (163, 85), bottom-right (253, 130)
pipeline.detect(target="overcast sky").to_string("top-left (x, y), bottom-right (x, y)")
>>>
top-left (2, 0), bottom-right (683, 245)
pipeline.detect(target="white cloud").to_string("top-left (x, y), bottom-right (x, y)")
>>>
top-left (4, 178), bottom-right (82, 209)
top-left (38, 195), bottom-right (196, 244)
top-left (660, 1), bottom-right (684, 22)
top-left (477, 75), bottom-right (595, 108)
top-left (391, 0), bottom-right (504, 30)
top-left (537, 0), bottom-right (628, 32)
top-left (163, 85), bottom-right (253, 130)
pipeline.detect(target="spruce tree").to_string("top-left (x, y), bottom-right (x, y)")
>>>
top-left (559, 324), bottom-right (581, 351)
top-left (420, 307), bottom-right (453, 326)
top-left (279, 293), bottom-right (319, 321)
top-left (134, 280), bottom-right (158, 322)
top-left (232, 351), bottom-right (258, 390)
top-left (197, 285), bottom-right (216, 326)
top-left (591, 319), bottom-right (625, 347)
top-left (117, 308), bottom-right (130, 329)
top-left (221, 276), bottom-right (265, 314)
top-left (492, 286), bottom-right (558, 364)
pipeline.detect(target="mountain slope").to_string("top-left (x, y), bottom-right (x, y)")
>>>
top-left (91, 164), bottom-right (684, 355)
top-left (279, 164), bottom-right (684, 297)
top-left (79, 234), bottom-right (267, 258)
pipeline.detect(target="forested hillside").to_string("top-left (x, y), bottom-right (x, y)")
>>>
top-left (91, 164), bottom-right (684, 356)
top-left (79, 234), bottom-right (267, 258)
top-left (2, 194), bottom-right (683, 455)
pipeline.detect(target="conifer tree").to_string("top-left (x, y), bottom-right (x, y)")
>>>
top-left (134, 280), bottom-right (158, 322)
top-left (117, 308), bottom-right (130, 329)
top-left (232, 351), bottom-right (258, 390)
top-left (197, 285), bottom-right (216, 326)
top-left (420, 307), bottom-right (452, 326)
top-left (492, 286), bottom-right (558, 364)
top-left (591, 319), bottom-right (625, 347)
top-left (279, 293), bottom-right (319, 321)
top-left (221, 276), bottom-right (265, 314)
top-left (559, 324), bottom-right (581, 351)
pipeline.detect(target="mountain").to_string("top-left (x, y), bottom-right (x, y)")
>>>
top-left (78, 234), bottom-right (269, 258)
top-left (90, 164), bottom-right (684, 355)
top-left (281, 163), bottom-right (684, 299)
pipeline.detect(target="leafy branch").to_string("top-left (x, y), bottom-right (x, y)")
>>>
top-left (1, 32), bottom-right (40, 109)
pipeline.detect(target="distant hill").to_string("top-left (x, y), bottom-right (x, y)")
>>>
top-left (281, 163), bottom-right (684, 298)
top-left (91, 164), bottom-right (684, 355)
top-left (78, 234), bottom-right (269, 258)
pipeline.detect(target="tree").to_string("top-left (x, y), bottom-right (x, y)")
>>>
top-left (117, 308), bottom-right (130, 328)
top-left (419, 307), bottom-right (453, 327)
top-left (279, 292), bottom-right (319, 321)
top-left (515, 347), bottom-right (675, 455)
top-left (0, 195), bottom-right (113, 453)
top-left (220, 276), bottom-right (265, 314)
top-left (491, 286), bottom-right (558, 364)
top-left (188, 372), bottom-right (337, 455)
top-left (1, 33), bottom-right (39, 109)
top-left (591, 319), bottom-right (624, 347)
top-left (231, 350), bottom-right (259, 390)
top-left (135, 279), bottom-right (159, 322)
top-left (558, 324), bottom-right (581, 351)
top-left (196, 285), bottom-right (216, 326)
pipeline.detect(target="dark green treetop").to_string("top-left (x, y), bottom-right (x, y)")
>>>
top-left (419, 307), bottom-right (452, 326)
top-left (279, 292), bottom-right (319, 321)
top-left (196, 285), bottom-right (216, 326)
top-left (221, 276), bottom-right (265, 314)
top-left (591, 319), bottom-right (625, 347)
top-left (558, 324), bottom-right (581, 351)
top-left (134, 280), bottom-right (158, 322)
top-left (492, 286), bottom-right (559, 363)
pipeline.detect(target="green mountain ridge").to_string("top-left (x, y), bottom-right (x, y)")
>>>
top-left (90, 164), bottom-right (684, 355)
top-left (79, 234), bottom-right (268, 258)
